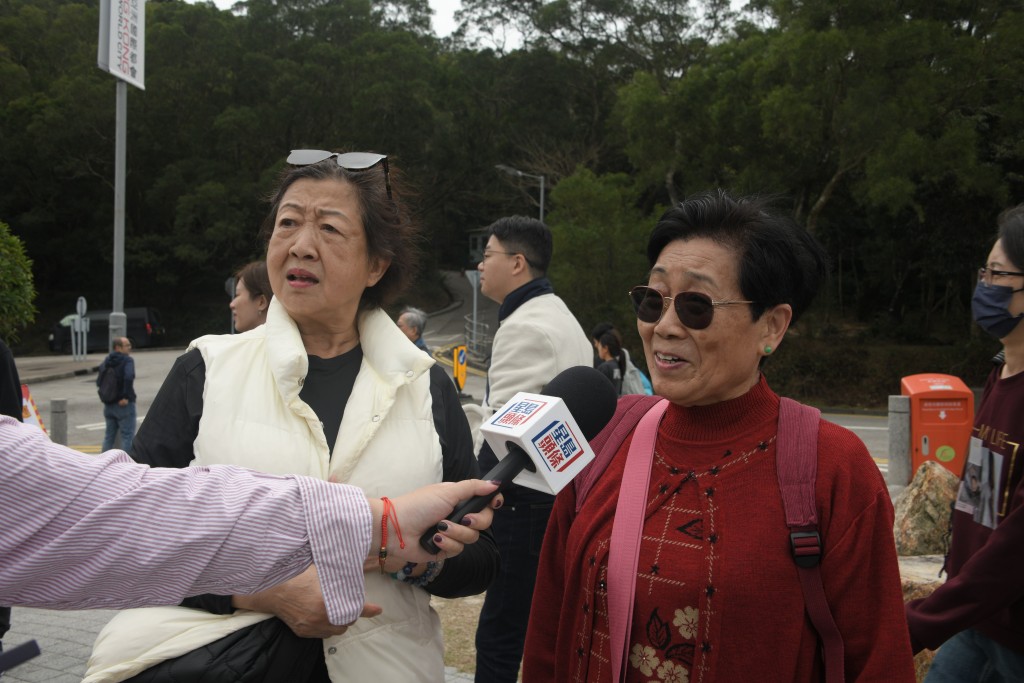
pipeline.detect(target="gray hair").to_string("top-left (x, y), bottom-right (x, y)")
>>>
top-left (400, 306), bottom-right (428, 336)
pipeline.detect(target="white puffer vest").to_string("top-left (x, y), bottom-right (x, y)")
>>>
top-left (85, 301), bottom-right (446, 682)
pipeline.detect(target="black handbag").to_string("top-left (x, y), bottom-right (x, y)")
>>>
top-left (123, 617), bottom-right (329, 683)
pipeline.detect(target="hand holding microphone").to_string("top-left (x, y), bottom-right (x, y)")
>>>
top-left (420, 366), bottom-right (618, 553)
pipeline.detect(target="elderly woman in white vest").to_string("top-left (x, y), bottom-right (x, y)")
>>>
top-left (86, 151), bottom-right (499, 683)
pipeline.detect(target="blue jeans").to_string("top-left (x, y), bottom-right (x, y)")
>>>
top-left (474, 499), bottom-right (553, 683)
top-left (102, 402), bottom-right (136, 453)
top-left (926, 629), bottom-right (1024, 683)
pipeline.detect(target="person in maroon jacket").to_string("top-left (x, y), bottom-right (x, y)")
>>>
top-left (906, 204), bottom-right (1024, 682)
top-left (523, 191), bottom-right (915, 682)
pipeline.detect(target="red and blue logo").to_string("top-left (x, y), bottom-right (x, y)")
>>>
top-left (531, 420), bottom-right (585, 473)
top-left (490, 399), bottom-right (547, 430)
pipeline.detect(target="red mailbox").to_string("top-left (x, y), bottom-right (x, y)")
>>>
top-left (900, 373), bottom-right (974, 478)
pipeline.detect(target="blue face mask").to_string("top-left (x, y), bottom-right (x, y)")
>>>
top-left (972, 281), bottom-right (1024, 339)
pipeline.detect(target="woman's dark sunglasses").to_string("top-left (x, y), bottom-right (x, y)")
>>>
top-left (628, 285), bottom-right (753, 329)
top-left (286, 149), bottom-right (392, 200)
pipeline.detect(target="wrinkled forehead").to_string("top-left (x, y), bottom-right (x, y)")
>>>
top-left (648, 237), bottom-right (741, 290)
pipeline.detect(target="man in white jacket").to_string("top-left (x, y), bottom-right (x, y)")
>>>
top-left (469, 215), bottom-right (592, 683)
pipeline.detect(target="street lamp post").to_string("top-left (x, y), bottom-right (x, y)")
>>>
top-left (495, 164), bottom-right (546, 223)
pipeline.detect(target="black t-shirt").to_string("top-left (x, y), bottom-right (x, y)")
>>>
top-left (302, 348), bottom-right (362, 453)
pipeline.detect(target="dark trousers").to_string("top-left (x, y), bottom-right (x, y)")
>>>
top-left (0, 604), bottom-right (9, 676)
top-left (474, 499), bottom-right (553, 683)
top-left (0, 606), bottom-right (9, 648)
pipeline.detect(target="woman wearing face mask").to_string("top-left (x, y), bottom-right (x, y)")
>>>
top-left (906, 203), bottom-right (1024, 682)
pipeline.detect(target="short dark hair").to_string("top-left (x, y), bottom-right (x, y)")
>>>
top-left (590, 321), bottom-right (619, 345)
top-left (487, 215), bottom-right (552, 276)
top-left (234, 261), bottom-right (272, 303)
top-left (647, 190), bottom-right (829, 325)
top-left (258, 152), bottom-right (420, 310)
top-left (997, 204), bottom-right (1024, 270)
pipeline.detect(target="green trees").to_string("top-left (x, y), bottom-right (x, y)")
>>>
top-left (0, 221), bottom-right (36, 343)
top-left (0, 0), bottom-right (1021, 351)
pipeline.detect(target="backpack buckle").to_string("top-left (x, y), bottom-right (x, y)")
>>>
top-left (790, 530), bottom-right (821, 568)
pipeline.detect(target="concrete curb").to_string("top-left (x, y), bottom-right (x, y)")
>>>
top-left (19, 366), bottom-right (99, 385)
top-left (431, 343), bottom-right (488, 376)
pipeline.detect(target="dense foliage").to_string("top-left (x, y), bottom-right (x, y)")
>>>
top-left (2, 0), bottom-right (1021, 397)
top-left (0, 221), bottom-right (37, 343)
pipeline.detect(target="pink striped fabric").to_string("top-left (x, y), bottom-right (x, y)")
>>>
top-left (0, 416), bottom-right (370, 625)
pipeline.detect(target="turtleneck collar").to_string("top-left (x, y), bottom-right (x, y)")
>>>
top-left (658, 374), bottom-right (780, 444)
top-left (498, 277), bottom-right (554, 322)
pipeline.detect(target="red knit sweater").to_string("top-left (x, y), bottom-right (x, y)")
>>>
top-left (523, 377), bottom-right (915, 682)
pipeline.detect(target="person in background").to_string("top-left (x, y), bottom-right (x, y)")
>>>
top-left (589, 322), bottom-right (653, 395)
top-left (230, 260), bottom-right (273, 333)
top-left (88, 150), bottom-right (497, 683)
top-left (98, 337), bottom-right (135, 453)
top-left (397, 305), bottom-right (430, 353)
top-left (0, 338), bottom-right (19, 420)
top-left (595, 330), bottom-right (625, 394)
top-left (523, 190), bottom-right (915, 682)
top-left (906, 203), bottom-right (1024, 682)
top-left (1, 415), bottom-right (500, 614)
top-left (468, 215), bottom-right (593, 683)
top-left (0, 338), bottom-right (20, 661)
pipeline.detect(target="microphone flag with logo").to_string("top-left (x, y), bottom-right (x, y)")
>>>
top-left (419, 366), bottom-right (618, 553)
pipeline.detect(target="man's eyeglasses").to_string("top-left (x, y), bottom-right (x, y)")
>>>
top-left (482, 250), bottom-right (519, 261)
top-left (628, 285), bottom-right (753, 329)
top-left (286, 150), bottom-right (392, 200)
top-left (481, 249), bottom-right (538, 269)
top-left (978, 266), bottom-right (1024, 285)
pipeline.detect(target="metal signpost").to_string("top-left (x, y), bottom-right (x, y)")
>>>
top-left (97, 0), bottom-right (145, 350)
top-left (72, 296), bottom-right (89, 360)
top-left (465, 269), bottom-right (480, 350)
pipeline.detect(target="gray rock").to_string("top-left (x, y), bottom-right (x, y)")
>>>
top-left (893, 461), bottom-right (959, 556)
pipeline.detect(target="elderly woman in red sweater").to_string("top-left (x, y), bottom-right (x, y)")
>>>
top-left (522, 190), bottom-right (915, 682)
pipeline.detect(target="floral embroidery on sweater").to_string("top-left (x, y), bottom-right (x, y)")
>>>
top-left (625, 436), bottom-right (778, 682)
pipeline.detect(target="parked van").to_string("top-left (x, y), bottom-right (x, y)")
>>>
top-left (48, 307), bottom-right (166, 353)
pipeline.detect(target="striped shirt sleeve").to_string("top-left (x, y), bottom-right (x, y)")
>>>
top-left (0, 416), bottom-right (371, 623)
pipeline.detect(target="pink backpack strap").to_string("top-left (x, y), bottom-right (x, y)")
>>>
top-left (777, 398), bottom-right (845, 683)
top-left (606, 398), bottom-right (669, 682)
top-left (575, 394), bottom-right (663, 514)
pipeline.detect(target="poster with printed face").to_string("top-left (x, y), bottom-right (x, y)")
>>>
top-left (955, 436), bottom-right (1002, 529)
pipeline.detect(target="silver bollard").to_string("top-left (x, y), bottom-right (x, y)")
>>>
top-left (51, 398), bottom-right (68, 446)
top-left (887, 394), bottom-right (911, 488)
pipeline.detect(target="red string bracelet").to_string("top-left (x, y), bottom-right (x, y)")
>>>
top-left (379, 497), bottom-right (405, 573)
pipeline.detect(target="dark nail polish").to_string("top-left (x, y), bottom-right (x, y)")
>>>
top-left (437, 521), bottom-right (449, 532)
top-left (433, 534), bottom-right (444, 545)
top-left (493, 498), bottom-right (503, 509)
top-left (460, 515), bottom-right (474, 526)
top-left (490, 480), bottom-right (502, 486)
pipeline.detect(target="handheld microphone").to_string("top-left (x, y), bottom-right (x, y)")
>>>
top-left (420, 366), bottom-right (618, 553)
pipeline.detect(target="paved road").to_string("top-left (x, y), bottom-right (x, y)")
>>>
top-left (4, 271), bottom-right (892, 681)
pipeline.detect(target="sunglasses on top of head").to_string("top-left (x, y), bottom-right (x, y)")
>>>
top-left (628, 285), bottom-right (754, 330)
top-left (286, 150), bottom-right (392, 200)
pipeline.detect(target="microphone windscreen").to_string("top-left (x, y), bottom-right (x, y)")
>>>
top-left (540, 365), bottom-right (619, 440)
